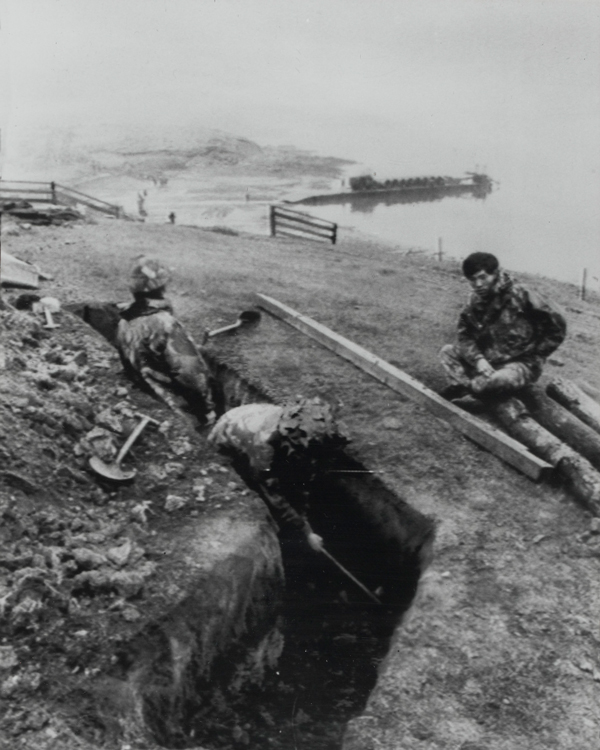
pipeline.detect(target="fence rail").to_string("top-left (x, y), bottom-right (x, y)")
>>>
top-left (270, 204), bottom-right (337, 245)
top-left (0, 179), bottom-right (122, 217)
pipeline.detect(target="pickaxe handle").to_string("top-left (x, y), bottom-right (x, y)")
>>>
top-left (43, 308), bottom-right (60, 328)
top-left (115, 414), bottom-right (159, 466)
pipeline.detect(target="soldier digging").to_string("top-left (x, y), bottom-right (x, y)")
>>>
top-left (116, 257), bottom-right (216, 424)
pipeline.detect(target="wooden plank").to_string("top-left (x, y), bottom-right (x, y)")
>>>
top-left (275, 228), bottom-right (332, 243)
top-left (274, 204), bottom-right (335, 226)
top-left (255, 293), bottom-right (552, 481)
top-left (274, 213), bottom-right (334, 233)
top-left (0, 179), bottom-right (50, 186)
top-left (275, 220), bottom-right (333, 240)
top-left (274, 214), bottom-right (333, 232)
top-left (0, 189), bottom-right (53, 195)
top-left (55, 183), bottom-right (119, 209)
top-left (274, 212), bottom-right (335, 231)
top-left (1, 253), bottom-right (40, 289)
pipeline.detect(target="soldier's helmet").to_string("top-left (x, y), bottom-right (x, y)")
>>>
top-left (129, 258), bottom-right (171, 294)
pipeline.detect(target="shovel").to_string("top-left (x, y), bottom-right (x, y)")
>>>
top-left (258, 482), bottom-right (382, 605)
top-left (205, 310), bottom-right (261, 340)
top-left (42, 307), bottom-right (60, 329)
top-left (33, 297), bottom-right (61, 329)
top-left (319, 547), bottom-right (382, 605)
top-left (89, 414), bottom-right (159, 482)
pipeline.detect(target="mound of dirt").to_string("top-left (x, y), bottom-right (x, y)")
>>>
top-left (0, 304), bottom-right (279, 750)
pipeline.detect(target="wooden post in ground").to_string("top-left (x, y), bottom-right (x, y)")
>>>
top-left (50, 181), bottom-right (57, 204)
top-left (332, 224), bottom-right (337, 245)
top-left (269, 206), bottom-right (276, 237)
top-left (521, 386), bottom-right (600, 471)
top-left (580, 268), bottom-right (588, 301)
top-left (547, 378), bottom-right (600, 435)
top-left (491, 397), bottom-right (600, 515)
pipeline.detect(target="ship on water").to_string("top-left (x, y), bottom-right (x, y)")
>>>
top-left (289, 172), bottom-right (495, 210)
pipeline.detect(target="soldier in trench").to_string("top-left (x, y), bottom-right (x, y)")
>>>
top-left (115, 257), bottom-right (216, 424)
top-left (439, 252), bottom-right (567, 402)
top-left (208, 397), bottom-right (349, 550)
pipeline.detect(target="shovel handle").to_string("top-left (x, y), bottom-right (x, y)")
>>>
top-left (207, 321), bottom-right (242, 338)
top-left (43, 308), bottom-right (59, 328)
top-left (115, 415), bottom-right (152, 466)
top-left (319, 546), bottom-right (382, 605)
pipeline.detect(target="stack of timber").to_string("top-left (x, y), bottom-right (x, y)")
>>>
top-left (547, 378), bottom-right (600, 435)
top-left (492, 389), bottom-right (600, 515)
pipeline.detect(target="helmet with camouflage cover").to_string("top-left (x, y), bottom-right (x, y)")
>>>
top-left (129, 257), bottom-right (171, 294)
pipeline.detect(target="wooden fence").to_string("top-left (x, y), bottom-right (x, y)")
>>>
top-left (0, 179), bottom-right (122, 217)
top-left (270, 204), bottom-right (337, 245)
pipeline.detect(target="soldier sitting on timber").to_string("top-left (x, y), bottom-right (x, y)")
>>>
top-left (116, 257), bottom-right (216, 424)
top-left (208, 397), bottom-right (349, 551)
top-left (440, 252), bottom-right (567, 401)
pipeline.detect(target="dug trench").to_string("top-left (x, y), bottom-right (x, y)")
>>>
top-left (71, 301), bottom-right (434, 750)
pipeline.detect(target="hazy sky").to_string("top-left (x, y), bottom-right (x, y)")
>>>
top-left (1, 0), bottom-right (599, 177)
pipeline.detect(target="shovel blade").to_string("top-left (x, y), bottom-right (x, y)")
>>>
top-left (207, 310), bottom-right (261, 338)
top-left (89, 454), bottom-right (136, 482)
top-left (238, 310), bottom-right (261, 324)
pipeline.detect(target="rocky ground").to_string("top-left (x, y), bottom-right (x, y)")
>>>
top-left (0, 290), bottom-right (284, 750)
top-left (2, 212), bottom-right (600, 750)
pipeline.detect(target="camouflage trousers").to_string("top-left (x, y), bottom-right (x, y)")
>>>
top-left (116, 313), bottom-right (215, 417)
top-left (439, 344), bottom-right (539, 395)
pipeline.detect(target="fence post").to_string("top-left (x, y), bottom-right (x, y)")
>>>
top-left (332, 224), bottom-right (337, 245)
top-left (50, 181), bottom-right (57, 204)
top-left (269, 205), bottom-right (276, 237)
top-left (580, 268), bottom-right (588, 301)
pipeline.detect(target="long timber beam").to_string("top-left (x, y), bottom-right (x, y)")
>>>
top-left (255, 293), bottom-right (553, 481)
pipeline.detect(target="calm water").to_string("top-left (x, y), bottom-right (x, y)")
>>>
top-left (294, 181), bottom-right (600, 288)
top-left (140, 172), bottom-right (599, 291)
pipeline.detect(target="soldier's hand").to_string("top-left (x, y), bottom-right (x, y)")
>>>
top-left (475, 358), bottom-right (494, 377)
top-left (307, 532), bottom-right (324, 552)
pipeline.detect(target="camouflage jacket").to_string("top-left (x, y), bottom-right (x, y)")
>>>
top-left (208, 403), bottom-right (311, 533)
top-left (116, 298), bottom-right (209, 386)
top-left (457, 271), bottom-right (567, 369)
top-left (209, 398), bottom-right (348, 534)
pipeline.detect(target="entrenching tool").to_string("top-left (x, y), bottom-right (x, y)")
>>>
top-left (205, 310), bottom-right (261, 340)
top-left (319, 547), bottom-right (382, 605)
top-left (89, 413), bottom-right (159, 482)
top-left (33, 297), bottom-right (61, 329)
top-left (42, 307), bottom-right (60, 329)
top-left (258, 481), bottom-right (382, 605)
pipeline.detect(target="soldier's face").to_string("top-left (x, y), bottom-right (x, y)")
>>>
top-left (468, 269), bottom-right (498, 296)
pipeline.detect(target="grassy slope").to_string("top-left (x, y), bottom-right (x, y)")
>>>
top-left (6, 218), bottom-right (600, 748)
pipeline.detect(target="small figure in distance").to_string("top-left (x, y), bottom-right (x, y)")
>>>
top-left (440, 252), bottom-right (567, 402)
top-left (168, 211), bottom-right (176, 224)
top-left (116, 257), bottom-right (216, 425)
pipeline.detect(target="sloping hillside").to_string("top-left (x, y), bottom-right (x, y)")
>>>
top-left (2, 216), bottom-right (600, 749)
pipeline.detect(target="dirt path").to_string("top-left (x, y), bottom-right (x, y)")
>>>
top-left (3, 216), bottom-right (600, 749)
